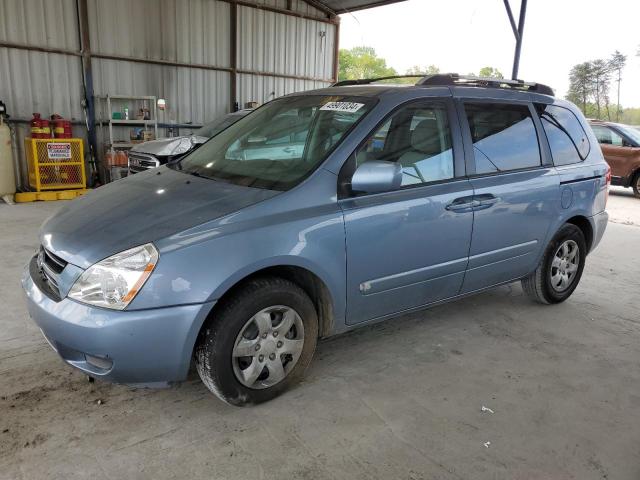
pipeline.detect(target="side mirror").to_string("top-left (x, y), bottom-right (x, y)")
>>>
top-left (351, 160), bottom-right (402, 194)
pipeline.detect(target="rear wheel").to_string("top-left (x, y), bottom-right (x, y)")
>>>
top-left (195, 277), bottom-right (318, 406)
top-left (522, 224), bottom-right (586, 304)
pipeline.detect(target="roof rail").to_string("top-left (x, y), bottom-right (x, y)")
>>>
top-left (417, 73), bottom-right (554, 96)
top-left (331, 72), bottom-right (554, 96)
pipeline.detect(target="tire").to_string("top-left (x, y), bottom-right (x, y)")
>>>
top-left (521, 224), bottom-right (587, 305)
top-left (195, 276), bottom-right (318, 406)
top-left (632, 172), bottom-right (640, 198)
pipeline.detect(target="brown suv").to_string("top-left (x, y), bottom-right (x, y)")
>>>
top-left (589, 120), bottom-right (640, 197)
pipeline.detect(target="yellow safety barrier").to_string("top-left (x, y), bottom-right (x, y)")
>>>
top-left (15, 189), bottom-right (88, 203)
top-left (24, 138), bottom-right (86, 191)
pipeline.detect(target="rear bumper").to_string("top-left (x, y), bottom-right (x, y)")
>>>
top-left (590, 210), bottom-right (609, 253)
top-left (22, 260), bottom-right (214, 386)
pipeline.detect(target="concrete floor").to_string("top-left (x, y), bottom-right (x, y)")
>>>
top-left (1, 187), bottom-right (639, 479)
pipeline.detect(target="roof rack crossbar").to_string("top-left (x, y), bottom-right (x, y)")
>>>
top-left (332, 72), bottom-right (554, 96)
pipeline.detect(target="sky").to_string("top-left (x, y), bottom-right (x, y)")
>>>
top-left (339, 0), bottom-right (640, 107)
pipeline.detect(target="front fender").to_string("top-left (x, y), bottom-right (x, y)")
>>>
top-left (127, 206), bottom-right (347, 332)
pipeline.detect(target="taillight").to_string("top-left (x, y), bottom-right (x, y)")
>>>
top-left (604, 164), bottom-right (611, 208)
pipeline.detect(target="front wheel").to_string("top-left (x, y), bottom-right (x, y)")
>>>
top-left (195, 277), bottom-right (318, 406)
top-left (522, 224), bottom-right (587, 304)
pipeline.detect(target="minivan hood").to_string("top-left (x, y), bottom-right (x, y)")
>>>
top-left (130, 135), bottom-right (208, 157)
top-left (40, 168), bottom-right (279, 268)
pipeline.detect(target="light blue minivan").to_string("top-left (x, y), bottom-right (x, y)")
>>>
top-left (22, 74), bottom-right (609, 405)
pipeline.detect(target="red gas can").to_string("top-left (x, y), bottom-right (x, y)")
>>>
top-left (30, 113), bottom-right (42, 138)
top-left (40, 117), bottom-right (51, 138)
top-left (51, 114), bottom-right (72, 138)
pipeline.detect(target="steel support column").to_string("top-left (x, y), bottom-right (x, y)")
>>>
top-left (76, 0), bottom-right (98, 184)
top-left (230, 1), bottom-right (238, 111)
top-left (332, 19), bottom-right (341, 82)
top-left (503, 0), bottom-right (527, 80)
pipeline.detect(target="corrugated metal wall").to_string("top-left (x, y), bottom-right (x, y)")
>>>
top-left (237, 5), bottom-right (334, 105)
top-left (0, 0), bottom-right (85, 187)
top-left (238, 6), bottom-right (335, 79)
top-left (0, 0), bottom-right (337, 189)
top-left (89, 0), bottom-right (232, 126)
top-left (238, 75), bottom-right (328, 106)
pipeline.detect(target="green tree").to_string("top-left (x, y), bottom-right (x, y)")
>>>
top-left (566, 57), bottom-right (621, 120)
top-left (621, 107), bottom-right (640, 125)
top-left (590, 59), bottom-right (612, 119)
top-left (567, 62), bottom-right (594, 114)
top-left (609, 51), bottom-right (627, 121)
top-left (477, 67), bottom-right (504, 79)
top-left (405, 65), bottom-right (440, 76)
top-left (390, 65), bottom-right (441, 84)
top-left (338, 46), bottom-right (397, 81)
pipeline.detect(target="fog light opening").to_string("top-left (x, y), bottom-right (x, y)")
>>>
top-left (85, 354), bottom-right (113, 371)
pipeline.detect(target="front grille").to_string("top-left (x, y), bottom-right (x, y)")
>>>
top-left (128, 152), bottom-right (160, 173)
top-left (42, 247), bottom-right (66, 273)
top-left (34, 246), bottom-right (68, 301)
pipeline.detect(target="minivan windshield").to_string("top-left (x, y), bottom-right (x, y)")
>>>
top-left (172, 95), bottom-right (375, 190)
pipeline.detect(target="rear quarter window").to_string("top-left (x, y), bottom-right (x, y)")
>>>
top-left (538, 104), bottom-right (590, 166)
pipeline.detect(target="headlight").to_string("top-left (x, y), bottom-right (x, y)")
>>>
top-left (68, 243), bottom-right (158, 310)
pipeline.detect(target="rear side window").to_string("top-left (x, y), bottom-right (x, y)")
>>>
top-left (465, 103), bottom-right (541, 174)
top-left (538, 104), bottom-right (590, 165)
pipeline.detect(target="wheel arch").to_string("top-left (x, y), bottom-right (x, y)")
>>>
top-left (201, 263), bottom-right (337, 340)
top-left (565, 215), bottom-right (594, 252)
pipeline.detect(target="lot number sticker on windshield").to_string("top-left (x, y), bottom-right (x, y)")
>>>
top-left (320, 102), bottom-right (365, 113)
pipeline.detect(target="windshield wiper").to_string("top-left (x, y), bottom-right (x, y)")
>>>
top-left (187, 170), bottom-right (217, 181)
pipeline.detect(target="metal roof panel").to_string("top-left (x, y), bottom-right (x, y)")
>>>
top-left (315, 0), bottom-right (406, 14)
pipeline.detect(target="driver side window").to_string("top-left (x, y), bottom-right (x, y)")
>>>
top-left (355, 102), bottom-right (454, 187)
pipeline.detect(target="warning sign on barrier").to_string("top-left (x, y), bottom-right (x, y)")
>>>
top-left (46, 142), bottom-right (72, 160)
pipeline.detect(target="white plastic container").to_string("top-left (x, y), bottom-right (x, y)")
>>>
top-left (0, 117), bottom-right (16, 203)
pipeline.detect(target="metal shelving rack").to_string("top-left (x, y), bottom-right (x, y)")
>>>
top-left (96, 95), bottom-right (158, 149)
top-left (95, 95), bottom-right (158, 181)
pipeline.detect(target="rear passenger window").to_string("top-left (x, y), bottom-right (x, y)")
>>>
top-left (465, 103), bottom-right (541, 174)
top-left (538, 104), bottom-right (590, 165)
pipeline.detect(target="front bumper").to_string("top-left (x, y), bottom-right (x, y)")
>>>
top-left (22, 259), bottom-right (214, 386)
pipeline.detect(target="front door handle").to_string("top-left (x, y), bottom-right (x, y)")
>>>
top-left (446, 196), bottom-right (479, 212)
top-left (475, 193), bottom-right (500, 209)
